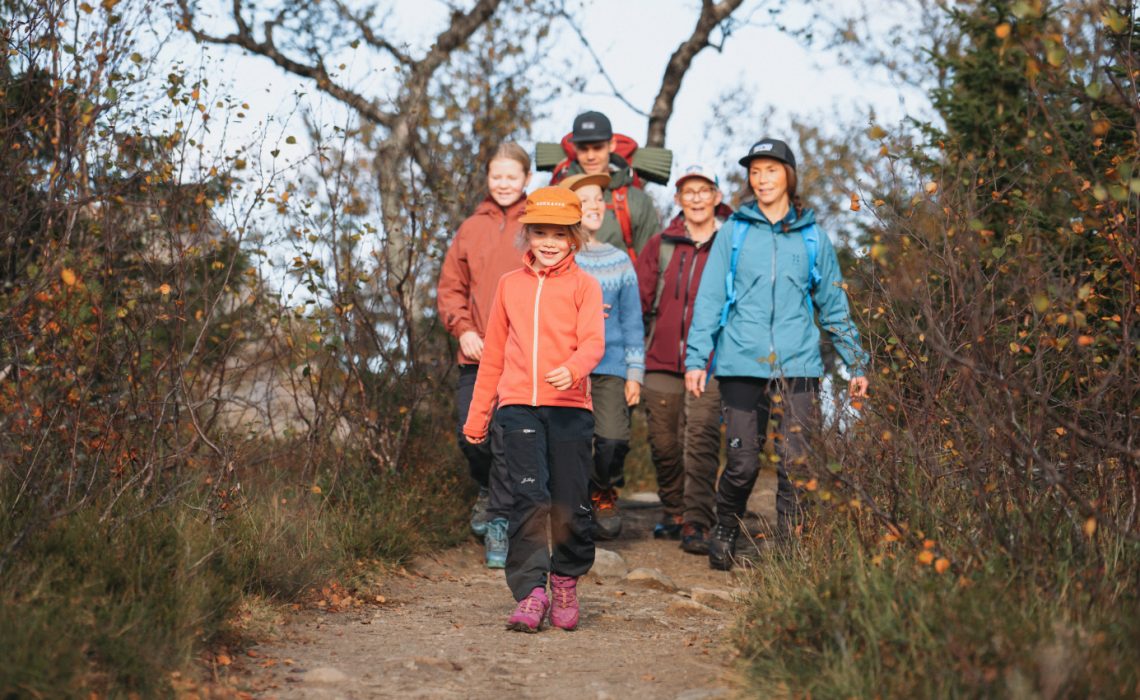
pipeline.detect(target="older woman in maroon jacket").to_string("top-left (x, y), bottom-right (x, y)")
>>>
top-left (634, 164), bottom-right (733, 555)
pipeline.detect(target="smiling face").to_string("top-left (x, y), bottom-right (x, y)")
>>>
top-left (576, 184), bottom-right (605, 234)
top-left (749, 158), bottom-right (789, 208)
top-left (674, 177), bottom-right (722, 227)
top-left (487, 158), bottom-right (531, 207)
top-left (575, 139), bottom-right (616, 175)
top-left (527, 224), bottom-right (573, 271)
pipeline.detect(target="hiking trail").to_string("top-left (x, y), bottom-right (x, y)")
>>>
top-left (222, 475), bottom-right (778, 700)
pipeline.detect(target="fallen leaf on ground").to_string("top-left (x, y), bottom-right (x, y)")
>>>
top-left (640, 675), bottom-right (655, 681)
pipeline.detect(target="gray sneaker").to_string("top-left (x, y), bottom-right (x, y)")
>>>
top-left (470, 486), bottom-right (490, 536)
top-left (485, 518), bottom-right (508, 569)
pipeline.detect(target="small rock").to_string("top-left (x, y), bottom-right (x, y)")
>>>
top-left (304, 667), bottom-right (348, 684)
top-left (589, 549), bottom-right (629, 579)
top-left (665, 598), bottom-right (722, 617)
top-left (627, 492), bottom-right (661, 503)
top-left (691, 588), bottom-right (735, 607)
top-left (623, 567), bottom-right (677, 592)
top-left (676, 689), bottom-right (729, 700)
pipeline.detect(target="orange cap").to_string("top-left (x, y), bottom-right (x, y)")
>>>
top-left (518, 186), bottom-right (582, 225)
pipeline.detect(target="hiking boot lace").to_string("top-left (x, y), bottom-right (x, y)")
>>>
top-left (591, 488), bottom-right (617, 512)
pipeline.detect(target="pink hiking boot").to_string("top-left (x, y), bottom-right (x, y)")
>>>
top-left (507, 587), bottom-right (549, 633)
top-left (548, 573), bottom-right (580, 630)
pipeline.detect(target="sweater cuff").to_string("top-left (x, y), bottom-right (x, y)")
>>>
top-left (626, 368), bottom-right (644, 384)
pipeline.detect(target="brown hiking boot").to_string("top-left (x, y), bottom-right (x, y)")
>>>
top-left (680, 522), bottom-right (710, 555)
top-left (591, 488), bottom-right (622, 540)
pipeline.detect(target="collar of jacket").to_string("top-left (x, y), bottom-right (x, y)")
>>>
top-left (521, 250), bottom-right (579, 277)
top-left (661, 203), bottom-right (735, 243)
top-left (473, 192), bottom-right (528, 218)
top-left (566, 154), bottom-right (635, 189)
top-left (731, 200), bottom-right (817, 232)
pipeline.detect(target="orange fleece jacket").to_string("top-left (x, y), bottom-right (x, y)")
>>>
top-left (462, 251), bottom-right (606, 441)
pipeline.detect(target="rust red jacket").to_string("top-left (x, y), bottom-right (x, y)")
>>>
top-left (634, 204), bottom-right (733, 373)
top-left (437, 194), bottom-right (528, 364)
top-left (462, 251), bottom-right (606, 441)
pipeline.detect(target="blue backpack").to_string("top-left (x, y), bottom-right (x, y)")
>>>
top-left (711, 218), bottom-right (822, 364)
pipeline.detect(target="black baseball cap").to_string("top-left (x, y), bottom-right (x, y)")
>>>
top-left (739, 138), bottom-right (796, 170)
top-left (570, 111), bottom-right (613, 143)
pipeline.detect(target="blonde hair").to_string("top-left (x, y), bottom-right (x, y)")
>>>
top-left (516, 223), bottom-right (587, 254)
top-left (486, 142), bottom-right (531, 174)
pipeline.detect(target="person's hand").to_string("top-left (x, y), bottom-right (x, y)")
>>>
top-left (849, 375), bottom-right (869, 398)
top-left (602, 303), bottom-right (611, 319)
top-left (465, 431), bottom-right (487, 445)
top-left (545, 366), bottom-right (573, 390)
top-left (685, 369), bottom-right (707, 398)
top-left (458, 330), bottom-right (484, 362)
top-left (624, 380), bottom-right (641, 406)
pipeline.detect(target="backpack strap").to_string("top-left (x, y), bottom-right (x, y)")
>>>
top-left (800, 224), bottom-right (823, 307)
top-left (644, 238), bottom-right (676, 350)
top-left (607, 185), bottom-right (636, 262)
top-left (709, 218), bottom-right (751, 372)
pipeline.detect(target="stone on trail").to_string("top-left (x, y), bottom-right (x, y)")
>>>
top-left (622, 567), bottom-right (677, 592)
top-left (626, 491), bottom-right (661, 503)
top-left (691, 588), bottom-right (736, 607)
top-left (675, 689), bottom-right (730, 700)
top-left (665, 598), bottom-right (722, 618)
top-left (589, 548), bottom-right (629, 579)
top-left (304, 667), bottom-right (348, 684)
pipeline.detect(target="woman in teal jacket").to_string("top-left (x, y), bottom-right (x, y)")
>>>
top-left (684, 138), bottom-right (869, 570)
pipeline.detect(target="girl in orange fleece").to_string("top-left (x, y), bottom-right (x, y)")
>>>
top-left (464, 186), bottom-right (606, 633)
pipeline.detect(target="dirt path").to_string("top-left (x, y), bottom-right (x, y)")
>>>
top-left (222, 475), bottom-right (778, 700)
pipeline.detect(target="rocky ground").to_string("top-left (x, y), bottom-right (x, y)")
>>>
top-left (207, 475), bottom-right (779, 700)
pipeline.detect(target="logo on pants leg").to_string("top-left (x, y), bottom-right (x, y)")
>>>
top-left (521, 477), bottom-right (535, 484)
top-left (728, 437), bottom-right (742, 449)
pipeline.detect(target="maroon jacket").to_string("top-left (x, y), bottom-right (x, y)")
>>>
top-left (634, 204), bottom-right (734, 374)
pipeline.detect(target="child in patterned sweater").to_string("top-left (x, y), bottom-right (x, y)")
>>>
top-left (559, 174), bottom-right (646, 540)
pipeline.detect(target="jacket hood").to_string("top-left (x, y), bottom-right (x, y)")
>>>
top-left (661, 203), bottom-right (735, 241)
top-left (732, 201), bottom-right (816, 231)
top-left (473, 192), bottom-right (528, 217)
top-left (567, 153), bottom-right (635, 189)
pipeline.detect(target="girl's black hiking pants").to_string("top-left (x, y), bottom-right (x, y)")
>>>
top-left (716, 377), bottom-right (820, 535)
top-left (496, 404), bottom-right (596, 602)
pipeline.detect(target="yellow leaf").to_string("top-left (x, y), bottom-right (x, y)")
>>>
top-left (311, 486), bottom-right (322, 494)
top-left (995, 23), bottom-right (1011, 38)
top-left (935, 558), bottom-right (950, 574)
top-left (60, 268), bottom-right (77, 286)
top-left (925, 182), bottom-right (938, 194)
top-left (923, 539), bottom-right (936, 549)
top-left (1010, 342), bottom-right (1020, 353)
top-left (159, 284), bottom-right (171, 295)
top-left (79, 2), bottom-right (94, 13)
top-left (869, 125), bottom-right (888, 140)
top-left (1077, 335), bottom-right (1094, 346)
top-left (1084, 517), bottom-right (1097, 537)
top-left (917, 551), bottom-right (934, 565)
top-left (805, 478), bottom-right (818, 492)
top-left (215, 654), bottom-right (232, 665)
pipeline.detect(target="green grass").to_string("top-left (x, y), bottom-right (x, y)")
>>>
top-left (730, 521), bottom-right (1140, 699)
top-left (0, 452), bottom-right (473, 698)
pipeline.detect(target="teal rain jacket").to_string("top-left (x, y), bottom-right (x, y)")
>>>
top-left (684, 202), bottom-right (868, 379)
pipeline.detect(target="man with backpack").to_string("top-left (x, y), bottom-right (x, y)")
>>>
top-left (635, 164), bottom-right (731, 553)
top-left (562, 111), bottom-right (660, 258)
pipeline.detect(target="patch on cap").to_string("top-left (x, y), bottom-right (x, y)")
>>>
top-left (753, 143), bottom-right (774, 153)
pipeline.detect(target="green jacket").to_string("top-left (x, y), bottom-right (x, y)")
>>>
top-left (566, 155), bottom-right (659, 255)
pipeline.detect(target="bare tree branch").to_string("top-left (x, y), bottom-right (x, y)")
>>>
top-left (333, 1), bottom-right (414, 66)
top-left (556, 9), bottom-right (649, 118)
top-left (177, 0), bottom-right (397, 128)
top-left (645, 0), bottom-right (747, 148)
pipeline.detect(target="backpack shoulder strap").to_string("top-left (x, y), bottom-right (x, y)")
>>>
top-left (644, 238), bottom-right (676, 350)
top-left (800, 224), bottom-right (823, 306)
top-left (607, 186), bottom-right (636, 262)
top-left (718, 218), bottom-right (751, 328)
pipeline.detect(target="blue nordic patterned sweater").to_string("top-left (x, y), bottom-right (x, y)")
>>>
top-left (575, 242), bottom-right (646, 383)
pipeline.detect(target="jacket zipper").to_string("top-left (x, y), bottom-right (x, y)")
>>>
top-left (769, 224), bottom-right (778, 361)
top-left (532, 272), bottom-right (546, 406)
